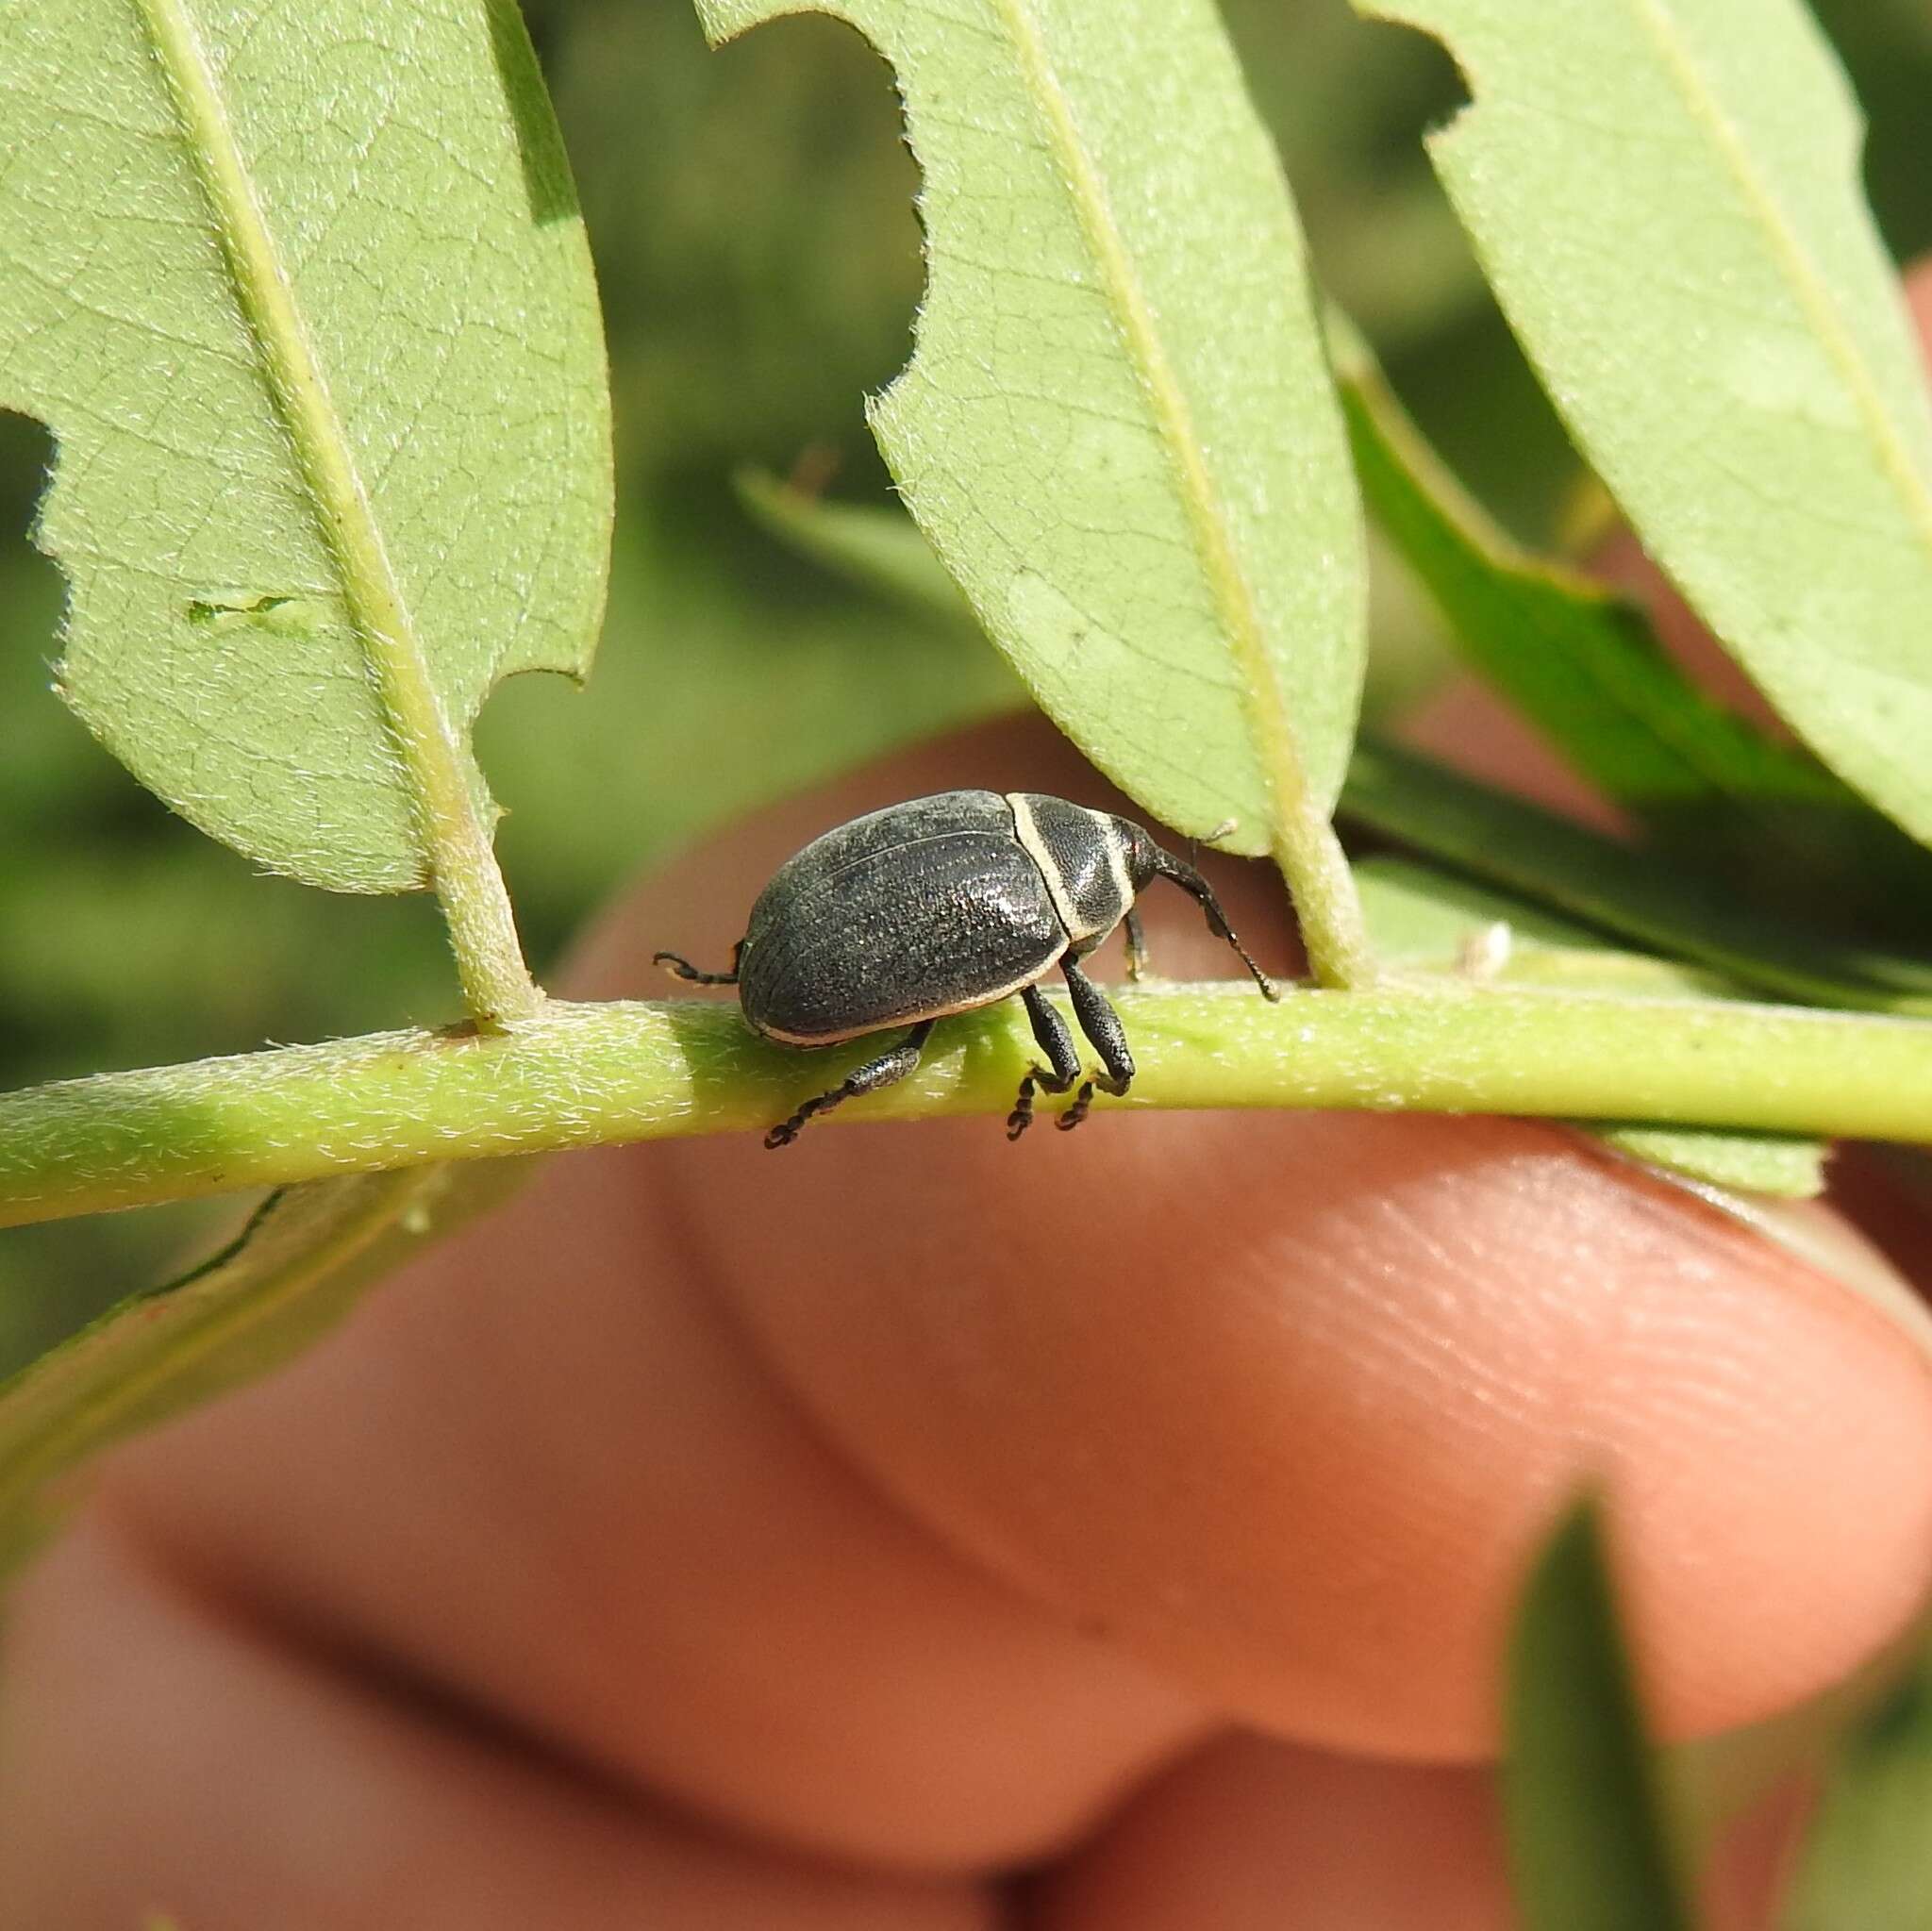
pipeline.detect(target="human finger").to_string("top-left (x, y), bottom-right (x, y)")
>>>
top-left (0, 1519), bottom-right (1000, 1931)
top-left (1028, 1731), bottom-right (1807, 1931)
top-left (599, 716), bottom-right (1932, 1759)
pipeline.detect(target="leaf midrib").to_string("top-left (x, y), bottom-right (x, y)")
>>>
top-left (990, 0), bottom-right (1319, 845)
top-left (141, 0), bottom-right (435, 769)
top-left (136, 0), bottom-right (538, 1018)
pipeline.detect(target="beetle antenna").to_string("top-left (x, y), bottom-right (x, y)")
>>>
top-left (654, 943), bottom-right (741, 987)
top-left (1145, 854), bottom-right (1280, 1001)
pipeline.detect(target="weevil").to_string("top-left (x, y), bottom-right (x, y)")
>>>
top-left (656, 789), bottom-right (1280, 1147)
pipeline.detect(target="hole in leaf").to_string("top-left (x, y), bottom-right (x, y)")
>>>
top-left (184, 592), bottom-right (329, 633)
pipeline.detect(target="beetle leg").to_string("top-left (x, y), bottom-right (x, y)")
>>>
top-left (654, 940), bottom-right (744, 987)
top-left (766, 1021), bottom-right (935, 1148)
top-left (1058, 958), bottom-right (1135, 1132)
top-left (1009, 983), bottom-right (1082, 1140)
top-left (1123, 907), bottom-right (1149, 983)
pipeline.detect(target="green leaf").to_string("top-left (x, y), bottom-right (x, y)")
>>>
top-left (737, 465), bottom-right (1446, 728)
top-left (1504, 1498), bottom-right (1696, 1931)
top-left (1357, 857), bottom-right (1827, 1196)
top-left (734, 470), bottom-right (984, 631)
top-left (0, 0), bottom-right (611, 893)
top-left (695, 0), bottom-right (1373, 981)
top-left (1334, 301), bottom-right (1932, 957)
top-left (1784, 1632), bottom-right (1932, 1931)
top-left (1354, 0), bottom-right (1932, 852)
top-left (0, 1160), bottom-right (534, 1577)
top-left (1581, 1124), bottom-right (1824, 1201)
top-left (1330, 314), bottom-right (1841, 817)
top-left (1343, 736), bottom-right (1932, 1015)
top-left (1357, 857), bottom-right (1699, 974)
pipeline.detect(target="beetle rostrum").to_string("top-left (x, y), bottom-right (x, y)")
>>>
top-left (655, 789), bottom-right (1281, 1148)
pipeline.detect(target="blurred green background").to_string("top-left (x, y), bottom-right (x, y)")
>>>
top-left (4, 0), bottom-right (1931, 1371)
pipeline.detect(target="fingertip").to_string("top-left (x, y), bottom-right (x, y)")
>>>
top-left (667, 1104), bottom-right (1932, 1757)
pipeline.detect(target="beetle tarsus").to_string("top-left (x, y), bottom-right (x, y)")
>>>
top-left (1010, 983), bottom-right (1083, 1140)
top-left (1008, 1062), bottom-right (1077, 1140)
top-left (1057, 1068), bottom-right (1130, 1133)
top-left (654, 943), bottom-right (742, 987)
top-left (765, 1020), bottom-right (934, 1148)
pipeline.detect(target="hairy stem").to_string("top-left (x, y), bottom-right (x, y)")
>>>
top-left (2, 988), bottom-right (1929, 1227)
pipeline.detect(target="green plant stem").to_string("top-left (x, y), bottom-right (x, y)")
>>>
top-left (1272, 818), bottom-right (1380, 989)
top-left (3, 988), bottom-right (1930, 1228)
top-left (145, 0), bottom-right (539, 1024)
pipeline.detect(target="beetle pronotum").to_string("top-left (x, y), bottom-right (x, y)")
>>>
top-left (656, 789), bottom-right (1280, 1147)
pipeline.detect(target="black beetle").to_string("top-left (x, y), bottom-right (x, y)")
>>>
top-left (656, 789), bottom-right (1280, 1148)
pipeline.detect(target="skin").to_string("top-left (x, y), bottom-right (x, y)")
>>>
top-left (6, 272), bottom-right (1932, 1931)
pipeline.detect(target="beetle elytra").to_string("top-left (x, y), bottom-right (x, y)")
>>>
top-left (655, 789), bottom-right (1279, 1147)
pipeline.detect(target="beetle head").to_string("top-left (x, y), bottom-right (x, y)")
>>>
top-left (1126, 821), bottom-right (1281, 1001)
top-left (1116, 817), bottom-right (1164, 891)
